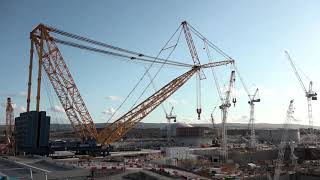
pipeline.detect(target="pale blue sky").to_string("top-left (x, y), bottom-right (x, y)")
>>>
top-left (1, 0), bottom-right (320, 126)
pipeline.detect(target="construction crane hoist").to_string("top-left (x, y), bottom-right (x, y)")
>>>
top-left (285, 51), bottom-right (317, 137)
top-left (27, 23), bottom-right (234, 146)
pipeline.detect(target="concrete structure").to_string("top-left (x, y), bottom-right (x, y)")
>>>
top-left (160, 122), bottom-right (193, 137)
top-left (226, 129), bottom-right (300, 144)
top-left (15, 111), bottom-right (50, 155)
top-left (165, 147), bottom-right (190, 160)
top-left (124, 128), bottom-right (161, 139)
top-left (175, 126), bottom-right (213, 147)
top-left (256, 129), bottom-right (300, 144)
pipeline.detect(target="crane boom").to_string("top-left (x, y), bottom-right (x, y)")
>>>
top-left (98, 67), bottom-right (199, 145)
top-left (285, 51), bottom-right (307, 93)
top-left (28, 23), bottom-right (234, 146)
top-left (31, 24), bottom-right (98, 139)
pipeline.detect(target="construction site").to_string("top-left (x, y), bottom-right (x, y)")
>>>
top-left (1, 1), bottom-right (320, 180)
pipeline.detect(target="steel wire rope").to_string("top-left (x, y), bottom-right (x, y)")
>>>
top-left (48, 25), bottom-right (192, 68)
top-left (53, 38), bottom-right (191, 68)
top-left (188, 23), bottom-right (252, 100)
top-left (129, 28), bottom-right (183, 110)
top-left (106, 25), bottom-right (182, 124)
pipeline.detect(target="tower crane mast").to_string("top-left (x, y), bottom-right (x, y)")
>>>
top-left (203, 40), bottom-right (236, 160)
top-left (219, 70), bottom-right (236, 160)
top-left (274, 100), bottom-right (295, 180)
top-left (285, 51), bottom-right (317, 137)
top-left (166, 106), bottom-right (176, 143)
top-left (248, 88), bottom-right (260, 148)
top-left (5, 97), bottom-right (15, 155)
top-left (233, 64), bottom-right (260, 149)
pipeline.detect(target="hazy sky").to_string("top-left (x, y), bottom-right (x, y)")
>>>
top-left (1, 0), bottom-right (320, 126)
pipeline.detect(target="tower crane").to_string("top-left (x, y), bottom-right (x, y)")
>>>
top-left (248, 88), bottom-right (260, 148)
top-left (27, 23), bottom-right (234, 146)
top-left (210, 106), bottom-right (220, 147)
top-left (5, 97), bottom-right (15, 155)
top-left (232, 63), bottom-right (261, 149)
top-left (166, 106), bottom-right (177, 143)
top-left (219, 70), bottom-right (236, 161)
top-left (285, 51), bottom-right (317, 137)
top-left (274, 99), bottom-right (295, 180)
top-left (203, 40), bottom-right (236, 160)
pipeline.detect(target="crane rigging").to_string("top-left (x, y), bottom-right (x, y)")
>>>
top-left (27, 23), bottom-right (234, 146)
top-left (285, 51), bottom-right (317, 138)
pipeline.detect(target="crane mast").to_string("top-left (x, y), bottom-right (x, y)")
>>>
top-left (248, 88), bottom-right (260, 148)
top-left (274, 99), bottom-right (295, 180)
top-left (285, 51), bottom-right (317, 138)
top-left (219, 70), bottom-right (236, 161)
top-left (182, 21), bottom-right (205, 120)
top-left (166, 106), bottom-right (176, 143)
top-left (5, 97), bottom-right (15, 155)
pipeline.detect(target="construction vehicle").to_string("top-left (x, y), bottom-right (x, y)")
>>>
top-left (274, 99), bottom-right (295, 180)
top-left (27, 23), bottom-right (234, 150)
top-left (285, 51), bottom-right (317, 138)
top-left (5, 97), bottom-right (15, 155)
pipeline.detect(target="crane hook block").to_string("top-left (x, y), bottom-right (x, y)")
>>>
top-left (196, 108), bottom-right (202, 120)
top-left (232, 98), bottom-right (237, 106)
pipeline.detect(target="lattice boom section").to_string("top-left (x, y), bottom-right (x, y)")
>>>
top-left (42, 29), bottom-right (98, 139)
top-left (32, 35), bottom-right (86, 139)
top-left (98, 67), bottom-right (198, 145)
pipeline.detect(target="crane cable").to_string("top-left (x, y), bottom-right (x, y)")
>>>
top-left (48, 25), bottom-right (191, 68)
top-left (53, 38), bottom-right (191, 68)
top-left (203, 39), bottom-right (224, 102)
top-left (188, 23), bottom-right (251, 100)
top-left (106, 25), bottom-right (182, 123)
top-left (130, 28), bottom-right (183, 109)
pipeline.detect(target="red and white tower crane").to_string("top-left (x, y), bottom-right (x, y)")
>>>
top-left (5, 97), bottom-right (15, 155)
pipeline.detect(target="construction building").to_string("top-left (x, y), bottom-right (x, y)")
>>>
top-left (15, 111), bottom-right (50, 155)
